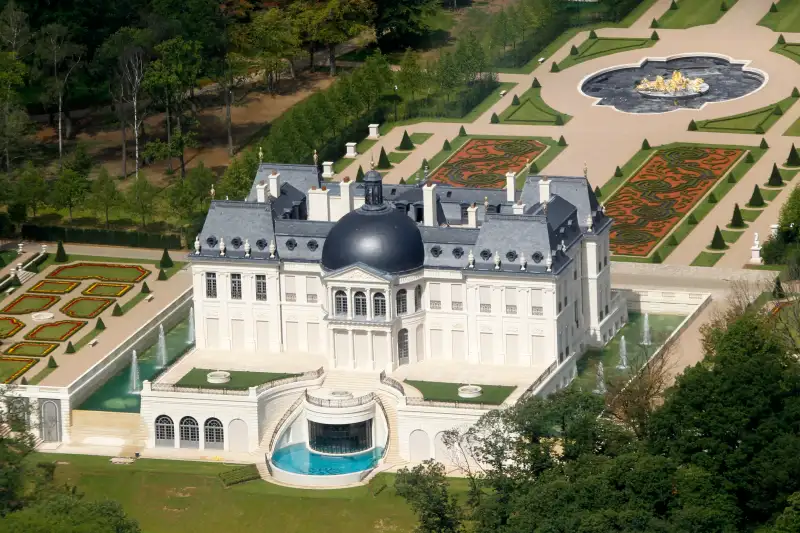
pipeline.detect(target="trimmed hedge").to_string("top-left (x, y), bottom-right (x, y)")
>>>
top-left (218, 465), bottom-right (261, 487)
top-left (22, 225), bottom-right (181, 249)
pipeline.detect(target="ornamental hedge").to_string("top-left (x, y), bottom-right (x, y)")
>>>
top-left (22, 225), bottom-right (181, 249)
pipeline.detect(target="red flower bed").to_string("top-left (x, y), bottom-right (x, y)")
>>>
top-left (430, 138), bottom-right (546, 188)
top-left (606, 146), bottom-right (744, 257)
top-left (1, 357), bottom-right (38, 383)
top-left (48, 262), bottom-right (149, 283)
top-left (25, 320), bottom-right (87, 342)
top-left (0, 317), bottom-right (25, 339)
top-left (60, 297), bottom-right (114, 319)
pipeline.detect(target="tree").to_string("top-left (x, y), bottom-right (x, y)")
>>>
top-left (558, 135), bottom-right (566, 146)
top-left (373, 0), bottom-right (440, 46)
top-left (51, 169), bottom-right (88, 222)
top-left (688, 119), bottom-right (697, 131)
top-left (355, 165), bottom-right (364, 182)
top-left (55, 240), bottom-right (67, 262)
top-left (0, 2), bottom-right (31, 174)
top-left (34, 24), bottom-right (84, 168)
top-left (65, 341), bottom-right (75, 353)
top-left (313, 0), bottom-right (373, 77)
top-left (96, 318), bottom-right (105, 331)
top-left (112, 303), bottom-right (123, 316)
top-left (3, 492), bottom-right (141, 533)
top-left (770, 163), bottom-right (785, 186)
top-left (614, 165), bottom-right (623, 177)
top-left (772, 492), bottom-right (800, 532)
top-left (159, 249), bottom-right (173, 269)
top-left (794, 87), bottom-right (800, 98)
top-left (458, 126), bottom-right (466, 136)
top-left (490, 112), bottom-right (499, 124)
top-left (397, 49), bottom-right (425, 101)
top-left (532, 77), bottom-right (540, 88)
top-left (774, 276), bottom-right (786, 298)
top-left (217, 149), bottom-right (258, 200)
top-left (377, 147), bottom-right (391, 169)
top-left (511, 94), bottom-right (520, 105)
top-left (125, 176), bottom-right (158, 229)
top-left (731, 203), bottom-right (745, 228)
top-left (594, 185), bottom-right (601, 198)
top-left (750, 184), bottom-right (765, 207)
top-left (211, 50), bottom-right (250, 156)
top-left (395, 460), bottom-right (464, 533)
top-left (710, 226), bottom-right (726, 249)
top-left (642, 138), bottom-right (651, 150)
top-left (14, 162), bottom-right (47, 217)
top-left (788, 144), bottom-right (800, 167)
top-left (762, 138), bottom-right (770, 149)
top-left (119, 39), bottom-right (148, 179)
top-left (443, 139), bottom-right (451, 150)
top-left (47, 356), bottom-right (57, 368)
top-left (141, 281), bottom-right (151, 294)
top-left (158, 268), bottom-right (167, 280)
top-left (88, 168), bottom-right (121, 228)
top-left (771, 2), bottom-right (779, 12)
top-left (0, 385), bottom-right (35, 515)
top-left (651, 30), bottom-right (659, 40)
top-left (569, 44), bottom-right (578, 55)
top-left (246, 8), bottom-right (299, 94)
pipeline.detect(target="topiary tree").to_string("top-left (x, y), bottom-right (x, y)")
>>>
top-left (642, 139), bottom-right (650, 150)
top-left (141, 282), bottom-right (151, 294)
top-left (589, 29), bottom-right (598, 39)
top-left (745, 152), bottom-right (755, 163)
top-left (670, 0), bottom-right (678, 9)
top-left (554, 114), bottom-right (564, 126)
top-left (458, 126), bottom-right (466, 136)
top-left (774, 276), bottom-right (786, 299)
top-left (532, 77), bottom-right (541, 88)
top-left (594, 186), bottom-right (602, 198)
top-left (688, 213), bottom-right (698, 225)
top-left (551, 62), bottom-right (560, 73)
top-left (614, 166), bottom-right (623, 177)
top-left (570, 45), bottom-right (578, 56)
top-left (710, 226), bottom-right (726, 250)
top-left (651, 31), bottom-right (659, 41)
top-left (688, 119), bottom-right (697, 131)
top-left (787, 144), bottom-right (800, 167)
top-left (707, 192), bottom-right (717, 204)
top-left (55, 240), bottom-right (67, 263)
top-left (778, 34), bottom-right (786, 45)
top-left (651, 251), bottom-right (662, 264)
top-left (158, 268), bottom-right (167, 280)
top-left (443, 139), bottom-right (451, 151)
top-left (96, 318), bottom-right (105, 331)
top-left (512, 94), bottom-right (520, 105)
top-left (730, 203), bottom-right (745, 228)
top-left (48, 356), bottom-right (57, 368)
top-left (727, 172), bottom-right (736, 184)
top-left (761, 138), bottom-right (769, 149)
top-left (10, 274), bottom-right (20, 287)
top-left (770, 2), bottom-right (778, 12)
top-left (112, 303), bottom-right (123, 316)
top-left (651, 18), bottom-right (659, 28)
top-left (749, 184), bottom-right (765, 207)
top-left (793, 87), bottom-right (799, 98)
top-left (720, 1), bottom-right (727, 11)
top-left (399, 130), bottom-right (414, 150)
top-left (490, 112), bottom-right (499, 124)
top-left (558, 135), bottom-right (567, 146)
top-left (20, 376), bottom-right (27, 385)
top-left (529, 162), bottom-right (539, 173)
top-left (159, 248), bottom-right (173, 269)
top-left (769, 163), bottom-right (784, 186)
top-left (65, 341), bottom-right (75, 354)
top-left (755, 125), bottom-right (765, 135)
top-left (399, 177), bottom-right (406, 185)
top-left (667, 234), bottom-right (678, 246)
top-left (355, 165), bottom-right (364, 182)
top-left (377, 147), bottom-right (391, 169)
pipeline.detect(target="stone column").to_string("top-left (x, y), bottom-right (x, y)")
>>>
top-left (345, 143), bottom-right (358, 158)
top-left (322, 161), bottom-right (334, 179)
top-left (368, 124), bottom-right (380, 140)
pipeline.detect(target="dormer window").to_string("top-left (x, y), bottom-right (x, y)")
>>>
top-left (286, 238), bottom-right (297, 250)
top-left (206, 236), bottom-right (217, 248)
top-left (256, 238), bottom-right (268, 250)
top-left (480, 249), bottom-right (492, 261)
top-left (231, 237), bottom-right (243, 249)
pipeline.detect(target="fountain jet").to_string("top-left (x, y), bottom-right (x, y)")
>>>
top-left (129, 350), bottom-right (141, 394)
top-left (157, 324), bottom-right (167, 368)
top-left (187, 307), bottom-right (196, 345)
top-left (617, 335), bottom-right (629, 370)
top-left (642, 314), bottom-right (652, 346)
top-left (593, 361), bottom-right (607, 395)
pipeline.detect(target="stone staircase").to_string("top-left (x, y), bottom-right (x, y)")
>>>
top-left (15, 268), bottom-right (35, 284)
top-left (69, 410), bottom-right (148, 456)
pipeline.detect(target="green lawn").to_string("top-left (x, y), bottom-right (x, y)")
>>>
top-left (387, 151), bottom-right (410, 164)
top-left (0, 357), bottom-right (36, 383)
top-left (83, 282), bottom-right (133, 297)
top-left (356, 138), bottom-right (377, 154)
top-left (4, 342), bottom-right (57, 357)
top-left (1, 294), bottom-right (59, 314)
top-left (693, 95), bottom-right (798, 134)
top-left (409, 133), bottom-right (433, 145)
top-left (787, 115), bottom-right (800, 136)
top-left (48, 262), bottom-right (150, 283)
top-left (120, 292), bottom-right (147, 314)
top-left (175, 368), bottom-right (300, 390)
top-left (28, 280), bottom-right (79, 294)
top-left (499, 87), bottom-right (571, 125)
top-left (39, 254), bottom-right (184, 280)
top-left (73, 327), bottom-right (103, 352)
top-left (25, 320), bottom-right (85, 342)
top-left (759, 0), bottom-right (800, 32)
top-left (691, 251), bottom-right (725, 267)
top-left (741, 208), bottom-right (763, 222)
top-left (35, 453), bottom-right (464, 533)
top-left (772, 42), bottom-right (800, 66)
top-left (558, 37), bottom-right (655, 70)
top-left (27, 365), bottom-right (56, 384)
top-left (61, 297), bottom-right (114, 319)
top-left (0, 316), bottom-right (24, 338)
top-left (721, 229), bottom-right (744, 244)
top-left (657, 0), bottom-right (739, 28)
top-left (404, 380), bottom-right (516, 405)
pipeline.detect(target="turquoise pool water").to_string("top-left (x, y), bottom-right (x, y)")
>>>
top-left (77, 316), bottom-right (194, 413)
top-left (271, 443), bottom-right (384, 475)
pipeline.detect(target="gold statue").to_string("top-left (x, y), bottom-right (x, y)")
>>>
top-left (637, 70), bottom-right (705, 94)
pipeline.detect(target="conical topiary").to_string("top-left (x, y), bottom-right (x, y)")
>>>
top-left (158, 268), bottom-right (167, 280)
top-left (112, 303), bottom-right (123, 316)
top-left (551, 62), bottom-right (560, 73)
top-left (558, 135), bottom-right (567, 146)
top-left (399, 177), bottom-right (406, 185)
top-left (720, 1), bottom-right (727, 11)
top-left (159, 248), bottom-right (173, 269)
top-left (529, 162), bottom-right (539, 173)
top-left (651, 18), bottom-right (659, 28)
top-left (707, 192), bottom-right (717, 204)
top-left (96, 318), bottom-right (105, 331)
top-left (570, 45), bottom-right (578, 56)
top-left (399, 130), bottom-right (414, 150)
top-left (710, 226), bottom-right (726, 250)
top-left (793, 87), bottom-right (800, 98)
top-left (355, 165), bottom-right (364, 182)
top-left (787, 144), bottom-right (800, 167)
top-left (532, 77), bottom-right (541, 88)
top-left (642, 139), bottom-right (650, 150)
top-left (589, 30), bottom-right (598, 39)
top-left (458, 126), bottom-right (467, 136)
top-left (554, 114), bottom-right (564, 126)
top-left (755, 125), bottom-right (765, 135)
top-left (670, 0), bottom-right (678, 9)
top-left (778, 34), bottom-right (786, 45)
top-left (651, 31), bottom-right (659, 41)
top-left (377, 147), bottom-right (391, 169)
top-left (749, 184), bottom-right (765, 207)
top-left (688, 119), bottom-right (697, 131)
top-left (141, 282), bottom-right (151, 294)
top-left (594, 186), bottom-right (602, 198)
top-left (745, 152), bottom-right (755, 163)
top-left (770, 2), bottom-right (778, 12)
top-left (688, 213), bottom-right (698, 225)
top-left (443, 139), bottom-right (451, 151)
top-left (48, 356), bottom-right (57, 368)
top-left (761, 138), bottom-right (769, 149)
top-left (667, 234), bottom-right (678, 246)
top-left (20, 377), bottom-right (27, 385)
top-left (727, 172), bottom-right (736, 184)
top-left (614, 166), bottom-right (623, 177)
top-left (490, 112), bottom-right (499, 124)
top-left (730, 203), bottom-right (745, 228)
top-left (774, 276), bottom-right (786, 299)
top-left (65, 341), bottom-right (75, 354)
top-left (651, 251), bottom-right (662, 264)
top-left (774, 105), bottom-right (784, 116)
top-left (11, 274), bottom-right (20, 287)
top-left (769, 163), bottom-right (784, 186)
top-left (512, 94), bottom-right (520, 105)
top-left (55, 240), bottom-right (67, 263)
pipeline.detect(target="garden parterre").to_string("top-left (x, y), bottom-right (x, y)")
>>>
top-left (430, 138), bottom-right (546, 188)
top-left (48, 262), bottom-right (150, 283)
top-left (61, 297), bottom-right (115, 319)
top-left (25, 320), bottom-right (87, 342)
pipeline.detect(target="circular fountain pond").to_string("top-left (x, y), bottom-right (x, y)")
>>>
top-left (580, 55), bottom-right (766, 113)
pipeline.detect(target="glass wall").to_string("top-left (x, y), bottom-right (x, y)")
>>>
top-left (308, 420), bottom-right (373, 454)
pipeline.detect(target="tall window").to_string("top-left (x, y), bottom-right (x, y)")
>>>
top-left (204, 418), bottom-right (224, 449)
top-left (479, 286), bottom-right (491, 313)
top-left (429, 283), bottom-right (441, 309)
top-left (414, 285), bottom-right (422, 312)
top-left (255, 275), bottom-right (267, 301)
top-left (373, 293), bottom-right (386, 317)
top-left (398, 328), bottom-right (409, 363)
top-left (354, 292), bottom-right (367, 317)
top-left (306, 276), bottom-right (319, 303)
top-left (230, 273), bottom-right (242, 300)
top-left (334, 290), bottom-right (348, 316)
top-left (155, 415), bottom-right (174, 446)
top-left (205, 272), bottom-right (217, 298)
top-left (396, 289), bottom-right (408, 315)
top-left (179, 416), bottom-right (199, 448)
top-left (285, 275), bottom-right (296, 302)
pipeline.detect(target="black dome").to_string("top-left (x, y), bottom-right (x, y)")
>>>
top-left (322, 205), bottom-right (425, 274)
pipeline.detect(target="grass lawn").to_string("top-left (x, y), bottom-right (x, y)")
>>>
top-left (25, 320), bottom-right (86, 342)
top-left (693, 95), bottom-right (798, 134)
top-left (4, 341), bottom-right (58, 357)
top-left (34, 454), bottom-right (461, 533)
top-left (762, 188), bottom-right (781, 202)
top-left (175, 368), bottom-right (300, 390)
top-left (28, 280), bottom-right (79, 294)
top-left (83, 282), bottom-right (133, 297)
top-left (499, 87), bottom-right (571, 125)
top-left (691, 251), bottom-right (725, 267)
top-left (772, 42), bottom-right (800, 66)
top-left (741, 208), bottom-right (763, 222)
top-left (0, 316), bottom-right (25, 338)
top-left (721, 229), bottom-right (744, 244)
top-left (332, 158), bottom-right (355, 174)
top-left (48, 262), bottom-right (149, 283)
top-left (404, 380), bottom-right (515, 405)
top-left (0, 357), bottom-right (37, 383)
top-left (1, 294), bottom-right (59, 314)
top-left (759, 0), bottom-right (800, 32)
top-left (39, 254), bottom-right (184, 280)
top-left (27, 365), bottom-right (56, 385)
top-left (387, 151), bottom-right (410, 164)
top-left (120, 292), bottom-right (148, 314)
top-left (61, 297), bottom-right (114, 319)
top-left (787, 115), bottom-right (800, 136)
top-left (73, 327), bottom-right (102, 352)
top-left (409, 133), bottom-right (432, 145)
top-left (558, 37), bottom-right (655, 70)
top-left (356, 138), bottom-right (377, 154)
top-left (657, 0), bottom-right (739, 28)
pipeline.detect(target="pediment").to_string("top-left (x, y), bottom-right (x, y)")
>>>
top-left (324, 263), bottom-right (392, 284)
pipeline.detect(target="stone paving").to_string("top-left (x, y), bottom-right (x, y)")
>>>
top-left (333, 0), bottom-right (800, 269)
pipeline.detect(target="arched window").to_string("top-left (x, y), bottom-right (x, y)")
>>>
top-left (354, 291), bottom-right (367, 317)
top-left (179, 416), bottom-right (199, 448)
top-left (396, 289), bottom-right (407, 315)
top-left (398, 329), bottom-right (409, 364)
top-left (334, 290), bottom-right (348, 316)
top-left (373, 292), bottom-right (386, 317)
top-left (414, 285), bottom-right (422, 312)
top-left (204, 418), bottom-right (224, 449)
top-left (155, 415), bottom-right (174, 446)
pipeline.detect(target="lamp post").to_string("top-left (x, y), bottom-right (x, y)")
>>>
top-left (393, 85), bottom-right (398, 122)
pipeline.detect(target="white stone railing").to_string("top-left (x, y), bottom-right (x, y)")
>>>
top-left (379, 371), bottom-right (405, 396)
top-left (305, 390), bottom-right (375, 408)
top-left (255, 368), bottom-right (324, 395)
top-left (405, 397), bottom-right (499, 411)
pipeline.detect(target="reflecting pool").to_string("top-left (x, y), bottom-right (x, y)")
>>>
top-left (271, 443), bottom-right (384, 476)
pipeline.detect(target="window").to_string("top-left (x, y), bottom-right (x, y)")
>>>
top-left (505, 288), bottom-right (517, 314)
top-left (255, 275), bottom-right (267, 301)
top-left (354, 292), bottom-right (367, 317)
top-left (155, 415), bottom-right (174, 446)
top-left (205, 273), bottom-right (217, 298)
top-left (373, 293), bottom-right (386, 317)
top-left (429, 283), bottom-right (441, 310)
top-left (414, 285), bottom-right (422, 312)
top-left (479, 286), bottom-right (491, 313)
top-left (531, 289), bottom-right (543, 316)
top-left (285, 275), bottom-right (296, 302)
top-left (451, 284), bottom-right (464, 311)
top-left (398, 329), bottom-right (409, 363)
top-left (334, 290), bottom-right (348, 316)
top-left (306, 276), bottom-right (319, 303)
top-left (396, 289), bottom-right (407, 315)
top-left (204, 418), bottom-right (224, 449)
top-left (574, 269), bottom-right (577, 280)
top-left (230, 273), bottom-right (242, 300)
top-left (179, 416), bottom-right (199, 448)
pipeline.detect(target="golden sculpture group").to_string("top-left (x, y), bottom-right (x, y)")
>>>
top-left (636, 70), bottom-right (706, 94)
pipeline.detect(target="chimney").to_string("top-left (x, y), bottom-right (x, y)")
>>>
top-left (340, 177), bottom-right (354, 213)
top-left (467, 203), bottom-right (478, 228)
top-left (423, 182), bottom-right (438, 227)
top-left (268, 169), bottom-right (281, 198)
top-left (256, 180), bottom-right (268, 203)
top-left (308, 186), bottom-right (330, 221)
top-left (506, 171), bottom-right (516, 203)
top-left (513, 202), bottom-right (526, 215)
top-left (539, 176), bottom-right (551, 205)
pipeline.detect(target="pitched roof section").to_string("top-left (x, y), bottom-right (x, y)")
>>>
top-left (194, 201), bottom-right (276, 259)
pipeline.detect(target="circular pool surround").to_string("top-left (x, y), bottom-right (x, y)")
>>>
top-left (206, 371), bottom-right (231, 384)
top-left (580, 54), bottom-right (766, 114)
top-left (458, 385), bottom-right (483, 398)
top-left (271, 443), bottom-right (384, 476)
top-left (31, 312), bottom-right (55, 322)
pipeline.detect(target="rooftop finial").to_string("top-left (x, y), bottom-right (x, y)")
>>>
top-left (370, 153), bottom-right (375, 170)
top-left (586, 212), bottom-right (594, 232)
top-left (520, 252), bottom-right (527, 270)
top-left (494, 251), bottom-right (501, 270)
top-left (467, 249), bottom-right (475, 269)
top-left (268, 239), bottom-right (276, 259)
top-left (219, 237), bottom-right (226, 257)
top-left (313, 149), bottom-right (318, 166)
top-left (583, 161), bottom-right (588, 179)
top-left (194, 235), bottom-right (201, 255)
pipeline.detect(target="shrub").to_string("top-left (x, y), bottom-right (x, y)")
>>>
top-left (727, 172), bottom-right (736, 184)
top-left (458, 126), bottom-right (467, 136)
top-left (65, 341), bottom-right (75, 354)
top-left (755, 125), bottom-right (765, 134)
top-left (651, 31), bottom-right (659, 41)
top-left (589, 30), bottom-right (598, 39)
top-left (594, 186), bottom-right (602, 199)
top-left (141, 282), bottom-right (151, 294)
top-left (551, 62), bottom-right (560, 73)
top-left (793, 87), bottom-right (800, 98)
top-left (710, 226), bottom-right (726, 250)
top-left (158, 268), bottom-right (167, 280)
top-left (641, 139), bottom-right (650, 150)
top-left (707, 192), bottom-right (717, 204)
top-left (533, 78), bottom-right (541, 88)
top-left (778, 34), bottom-right (786, 45)
top-left (787, 144), bottom-right (800, 167)
top-left (761, 138), bottom-right (769, 149)
top-left (96, 318), bottom-right (106, 331)
top-left (614, 166), bottom-right (623, 177)
top-left (667, 234), bottom-right (678, 246)
top-left (355, 165), bottom-right (364, 182)
top-left (670, 0), bottom-right (678, 9)
top-left (749, 185), bottom-right (765, 207)
top-left (730, 203), bottom-right (745, 228)
top-left (688, 119), bottom-right (697, 131)
top-left (651, 251), bottom-right (662, 263)
top-left (774, 277), bottom-right (786, 299)
top-left (490, 112), bottom-right (499, 124)
top-left (399, 130), bottom-right (414, 150)
top-left (769, 163), bottom-right (784, 186)
top-left (48, 356), bottom-right (57, 369)
top-left (529, 162), bottom-right (539, 173)
top-left (570, 45), bottom-right (579, 56)
top-left (720, 1), bottom-right (727, 11)
top-left (745, 152), bottom-right (755, 163)
top-left (651, 18), bottom-right (659, 28)
top-left (770, 2), bottom-right (778, 12)
top-left (112, 303), bottom-right (123, 316)
top-left (23, 226), bottom-right (181, 250)
top-left (218, 465), bottom-right (260, 487)
top-left (774, 105), bottom-right (784, 116)
top-left (377, 147), bottom-right (391, 169)
top-left (20, 377), bottom-right (27, 385)
top-left (159, 248), bottom-right (173, 269)
top-left (55, 240), bottom-right (67, 263)
top-left (11, 274), bottom-right (20, 287)
top-left (443, 139), bottom-right (451, 151)
top-left (399, 177), bottom-right (406, 185)
top-left (558, 135), bottom-right (567, 146)
top-left (554, 114), bottom-right (564, 125)
top-left (512, 94), bottom-right (520, 105)
top-left (688, 213), bottom-right (698, 225)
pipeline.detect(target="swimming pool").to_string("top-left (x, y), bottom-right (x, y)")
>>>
top-left (271, 443), bottom-right (384, 476)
